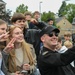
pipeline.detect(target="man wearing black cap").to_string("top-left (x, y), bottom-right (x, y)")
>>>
top-left (38, 25), bottom-right (75, 75)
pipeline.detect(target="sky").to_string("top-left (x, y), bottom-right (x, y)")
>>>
top-left (3, 0), bottom-right (75, 14)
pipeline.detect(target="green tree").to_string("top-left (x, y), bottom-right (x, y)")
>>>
top-left (41, 11), bottom-right (55, 22)
top-left (0, 4), bottom-right (11, 24)
top-left (16, 4), bottom-right (28, 14)
top-left (41, 11), bottom-right (56, 27)
top-left (65, 4), bottom-right (75, 23)
top-left (58, 1), bottom-right (67, 17)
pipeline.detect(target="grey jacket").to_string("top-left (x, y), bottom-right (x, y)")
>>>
top-left (1, 51), bottom-right (9, 75)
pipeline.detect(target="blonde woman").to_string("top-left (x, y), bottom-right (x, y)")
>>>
top-left (7, 26), bottom-right (37, 75)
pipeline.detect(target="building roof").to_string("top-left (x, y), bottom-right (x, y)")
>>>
top-left (55, 17), bottom-right (63, 23)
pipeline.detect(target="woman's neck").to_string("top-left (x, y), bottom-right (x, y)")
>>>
top-left (14, 42), bottom-right (22, 49)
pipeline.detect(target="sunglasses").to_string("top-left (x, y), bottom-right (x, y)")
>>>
top-left (48, 32), bottom-right (59, 37)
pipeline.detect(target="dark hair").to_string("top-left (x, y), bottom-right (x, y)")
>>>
top-left (11, 13), bottom-right (25, 23)
top-left (47, 18), bottom-right (53, 22)
top-left (33, 11), bottom-right (40, 16)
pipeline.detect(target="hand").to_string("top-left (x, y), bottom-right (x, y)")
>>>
top-left (30, 18), bottom-right (38, 24)
top-left (3, 38), bottom-right (16, 53)
top-left (23, 63), bottom-right (30, 71)
top-left (0, 32), bottom-right (9, 41)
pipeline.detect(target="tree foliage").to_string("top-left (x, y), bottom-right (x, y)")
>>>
top-left (0, 4), bottom-right (11, 24)
top-left (16, 4), bottom-right (28, 14)
top-left (41, 11), bottom-right (56, 26)
top-left (58, 1), bottom-right (67, 17)
top-left (41, 11), bottom-right (55, 22)
top-left (58, 1), bottom-right (75, 23)
top-left (65, 4), bottom-right (75, 23)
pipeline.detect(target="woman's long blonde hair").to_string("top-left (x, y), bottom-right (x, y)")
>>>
top-left (8, 26), bottom-right (34, 72)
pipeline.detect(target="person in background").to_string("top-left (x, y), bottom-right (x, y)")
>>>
top-left (33, 11), bottom-right (41, 22)
top-left (6, 26), bottom-right (37, 75)
top-left (55, 36), bottom-right (67, 53)
top-left (64, 31), bottom-right (72, 41)
top-left (63, 31), bottom-right (72, 46)
top-left (38, 25), bottom-right (75, 75)
top-left (11, 13), bottom-right (26, 31)
top-left (47, 18), bottom-right (54, 26)
top-left (24, 11), bottom-right (41, 29)
top-left (24, 11), bottom-right (34, 29)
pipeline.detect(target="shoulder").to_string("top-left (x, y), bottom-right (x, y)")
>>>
top-left (27, 43), bottom-right (34, 50)
top-left (28, 43), bottom-right (33, 47)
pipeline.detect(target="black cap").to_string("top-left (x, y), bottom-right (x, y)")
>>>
top-left (40, 26), bottom-right (60, 37)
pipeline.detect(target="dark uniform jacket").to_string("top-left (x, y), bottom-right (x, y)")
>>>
top-left (38, 47), bottom-right (75, 75)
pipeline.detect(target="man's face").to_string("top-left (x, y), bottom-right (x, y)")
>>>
top-left (34, 13), bottom-right (40, 20)
top-left (25, 15), bottom-right (32, 21)
top-left (48, 20), bottom-right (54, 26)
top-left (41, 32), bottom-right (58, 49)
top-left (13, 19), bottom-right (25, 31)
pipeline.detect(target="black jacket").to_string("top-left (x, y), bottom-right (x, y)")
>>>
top-left (23, 28), bottom-right (41, 60)
top-left (38, 47), bottom-right (75, 75)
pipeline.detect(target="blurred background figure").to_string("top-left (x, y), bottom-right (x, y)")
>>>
top-left (46, 18), bottom-right (54, 26)
top-left (64, 31), bottom-right (72, 41)
top-left (33, 11), bottom-right (41, 22)
top-left (24, 11), bottom-right (32, 29)
top-left (56, 36), bottom-right (67, 53)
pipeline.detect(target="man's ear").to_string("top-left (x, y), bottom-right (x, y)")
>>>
top-left (40, 34), bottom-right (45, 42)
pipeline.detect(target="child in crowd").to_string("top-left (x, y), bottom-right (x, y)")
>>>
top-left (64, 31), bottom-right (72, 41)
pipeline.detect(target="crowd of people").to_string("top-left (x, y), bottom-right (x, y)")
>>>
top-left (0, 10), bottom-right (75, 75)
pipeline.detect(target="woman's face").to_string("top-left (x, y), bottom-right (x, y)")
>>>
top-left (12, 27), bottom-right (24, 43)
top-left (0, 24), bottom-right (7, 35)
